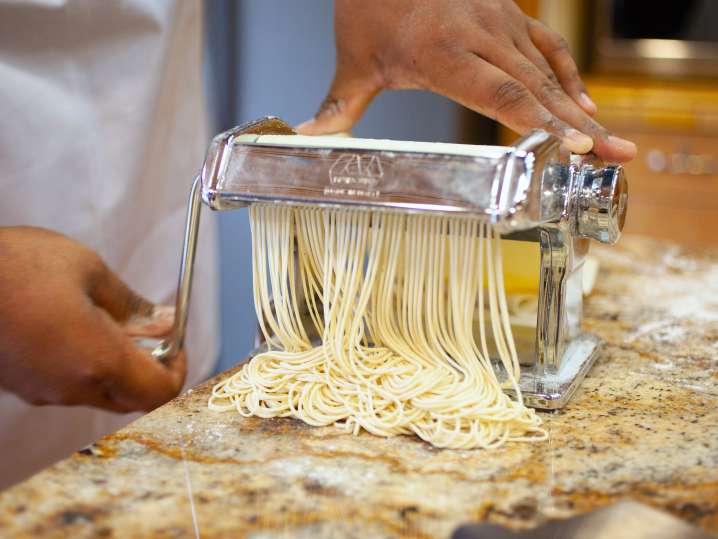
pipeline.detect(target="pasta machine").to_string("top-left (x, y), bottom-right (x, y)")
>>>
top-left (152, 116), bottom-right (628, 410)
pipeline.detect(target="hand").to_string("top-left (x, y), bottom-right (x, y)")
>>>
top-left (298, 0), bottom-right (637, 163)
top-left (0, 227), bottom-right (186, 413)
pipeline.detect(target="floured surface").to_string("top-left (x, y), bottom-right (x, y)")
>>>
top-left (0, 235), bottom-right (717, 538)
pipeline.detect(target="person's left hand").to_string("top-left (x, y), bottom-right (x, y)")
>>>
top-left (298, 0), bottom-right (636, 163)
top-left (0, 226), bottom-right (186, 413)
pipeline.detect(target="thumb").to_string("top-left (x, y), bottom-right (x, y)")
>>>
top-left (296, 70), bottom-right (380, 135)
top-left (87, 261), bottom-right (155, 324)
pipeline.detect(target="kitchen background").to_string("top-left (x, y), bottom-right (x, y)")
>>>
top-left (204, 0), bottom-right (718, 374)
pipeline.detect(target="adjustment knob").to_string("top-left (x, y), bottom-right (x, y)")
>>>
top-left (575, 165), bottom-right (628, 244)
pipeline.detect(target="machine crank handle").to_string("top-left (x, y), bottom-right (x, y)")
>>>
top-left (133, 175), bottom-right (203, 364)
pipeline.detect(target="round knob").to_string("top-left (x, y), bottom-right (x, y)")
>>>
top-left (575, 165), bottom-right (628, 244)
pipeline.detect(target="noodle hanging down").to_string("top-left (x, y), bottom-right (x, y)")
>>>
top-left (209, 205), bottom-right (546, 449)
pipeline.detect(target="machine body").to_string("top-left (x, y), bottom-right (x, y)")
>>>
top-left (154, 117), bottom-right (628, 409)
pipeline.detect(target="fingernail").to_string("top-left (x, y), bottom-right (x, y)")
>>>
top-left (579, 92), bottom-right (597, 114)
top-left (295, 118), bottom-right (316, 133)
top-left (152, 305), bottom-right (175, 324)
top-left (563, 129), bottom-right (594, 154)
top-left (607, 135), bottom-right (638, 159)
top-left (126, 307), bottom-right (174, 338)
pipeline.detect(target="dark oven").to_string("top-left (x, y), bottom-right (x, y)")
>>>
top-left (592, 0), bottom-right (718, 77)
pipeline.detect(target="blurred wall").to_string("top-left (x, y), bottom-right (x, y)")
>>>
top-left (205, 1), bottom-right (462, 373)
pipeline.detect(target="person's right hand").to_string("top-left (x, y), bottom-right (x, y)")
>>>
top-left (299, 0), bottom-right (637, 163)
top-left (0, 226), bottom-right (186, 413)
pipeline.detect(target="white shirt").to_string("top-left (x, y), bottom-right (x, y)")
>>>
top-left (0, 0), bottom-right (218, 489)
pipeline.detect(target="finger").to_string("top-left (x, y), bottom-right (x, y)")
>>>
top-left (429, 52), bottom-right (593, 154)
top-left (515, 37), bottom-right (555, 80)
top-left (527, 20), bottom-right (597, 115)
top-left (490, 48), bottom-right (636, 162)
top-left (6, 369), bottom-right (130, 414)
top-left (123, 305), bottom-right (175, 338)
top-left (75, 309), bottom-right (187, 412)
top-left (38, 392), bottom-right (134, 414)
top-left (87, 260), bottom-right (154, 323)
top-left (68, 390), bottom-right (137, 414)
top-left (296, 68), bottom-right (380, 135)
top-left (103, 309), bottom-right (186, 411)
top-left (514, 36), bottom-right (596, 116)
top-left (113, 346), bottom-right (187, 412)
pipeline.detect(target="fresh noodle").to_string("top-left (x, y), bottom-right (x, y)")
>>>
top-left (209, 205), bottom-right (546, 449)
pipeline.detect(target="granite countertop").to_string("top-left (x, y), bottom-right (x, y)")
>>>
top-left (1, 236), bottom-right (717, 538)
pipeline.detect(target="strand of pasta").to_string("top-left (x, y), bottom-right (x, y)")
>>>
top-left (209, 205), bottom-right (546, 448)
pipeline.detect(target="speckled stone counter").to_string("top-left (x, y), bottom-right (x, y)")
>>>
top-left (1, 236), bottom-right (717, 538)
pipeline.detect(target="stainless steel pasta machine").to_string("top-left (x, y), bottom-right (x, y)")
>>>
top-left (151, 116), bottom-right (628, 410)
